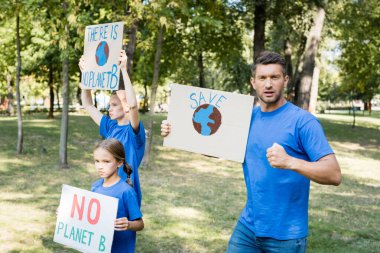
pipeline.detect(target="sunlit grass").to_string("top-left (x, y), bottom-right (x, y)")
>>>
top-left (0, 111), bottom-right (379, 252)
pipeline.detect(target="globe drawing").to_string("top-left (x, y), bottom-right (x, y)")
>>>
top-left (192, 104), bottom-right (222, 136)
top-left (95, 41), bottom-right (109, 66)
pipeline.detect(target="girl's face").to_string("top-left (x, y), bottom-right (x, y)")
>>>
top-left (108, 95), bottom-right (125, 120)
top-left (94, 148), bottom-right (122, 179)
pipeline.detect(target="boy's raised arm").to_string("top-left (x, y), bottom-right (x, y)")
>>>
top-left (79, 56), bottom-right (103, 126)
top-left (118, 50), bottom-right (139, 131)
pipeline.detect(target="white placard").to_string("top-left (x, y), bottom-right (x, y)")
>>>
top-left (54, 184), bottom-right (118, 253)
top-left (163, 84), bottom-right (254, 163)
top-left (81, 21), bottom-right (124, 90)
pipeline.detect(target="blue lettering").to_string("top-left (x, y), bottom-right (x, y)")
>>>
top-left (87, 27), bottom-right (99, 42)
top-left (108, 64), bottom-right (119, 89)
top-left (209, 93), bottom-right (218, 104)
top-left (189, 93), bottom-right (198, 109)
top-left (56, 222), bottom-right (64, 235)
top-left (111, 24), bottom-right (118, 40)
top-left (98, 235), bottom-right (106, 251)
top-left (63, 223), bottom-right (69, 238)
top-left (199, 92), bottom-right (206, 105)
top-left (96, 72), bottom-right (105, 88)
top-left (82, 72), bottom-right (88, 87)
top-left (99, 25), bottom-right (108, 40)
top-left (77, 227), bottom-right (84, 243)
top-left (87, 231), bottom-right (94, 246)
top-left (189, 91), bottom-right (227, 109)
top-left (81, 229), bottom-right (87, 245)
top-left (69, 226), bottom-right (76, 241)
top-left (215, 95), bottom-right (227, 108)
top-left (88, 71), bottom-right (96, 87)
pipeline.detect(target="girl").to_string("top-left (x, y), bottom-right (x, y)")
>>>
top-left (92, 138), bottom-right (144, 253)
top-left (79, 50), bottom-right (145, 207)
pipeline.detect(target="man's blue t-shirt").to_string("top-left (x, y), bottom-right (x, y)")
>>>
top-left (239, 102), bottom-right (333, 240)
top-left (92, 179), bottom-right (142, 253)
top-left (100, 116), bottom-right (145, 207)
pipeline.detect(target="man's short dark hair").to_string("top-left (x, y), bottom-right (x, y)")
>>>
top-left (251, 51), bottom-right (287, 77)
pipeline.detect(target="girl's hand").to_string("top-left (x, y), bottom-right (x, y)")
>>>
top-left (118, 50), bottom-right (128, 71)
top-left (114, 217), bottom-right (129, 231)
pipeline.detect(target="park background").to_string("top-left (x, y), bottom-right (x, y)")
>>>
top-left (0, 0), bottom-right (379, 252)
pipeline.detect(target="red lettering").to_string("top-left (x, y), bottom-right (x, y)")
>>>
top-left (87, 198), bottom-right (101, 225)
top-left (70, 194), bottom-right (85, 220)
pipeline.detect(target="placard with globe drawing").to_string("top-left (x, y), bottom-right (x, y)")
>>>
top-left (81, 21), bottom-right (124, 91)
top-left (163, 84), bottom-right (254, 163)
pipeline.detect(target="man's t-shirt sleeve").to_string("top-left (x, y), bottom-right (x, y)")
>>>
top-left (299, 118), bottom-right (334, 162)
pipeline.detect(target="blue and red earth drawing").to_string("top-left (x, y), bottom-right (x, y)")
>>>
top-left (95, 41), bottom-right (109, 66)
top-left (192, 104), bottom-right (222, 136)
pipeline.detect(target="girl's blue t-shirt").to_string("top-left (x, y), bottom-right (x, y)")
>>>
top-left (92, 179), bottom-right (142, 253)
top-left (239, 102), bottom-right (334, 240)
top-left (100, 116), bottom-right (145, 207)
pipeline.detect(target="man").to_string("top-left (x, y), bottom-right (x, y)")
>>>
top-left (161, 51), bottom-right (341, 252)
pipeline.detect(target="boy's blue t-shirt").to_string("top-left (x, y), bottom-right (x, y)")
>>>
top-left (239, 102), bottom-right (334, 240)
top-left (92, 179), bottom-right (142, 253)
top-left (100, 116), bottom-right (145, 207)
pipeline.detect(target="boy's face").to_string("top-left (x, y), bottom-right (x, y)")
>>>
top-left (108, 95), bottom-right (125, 120)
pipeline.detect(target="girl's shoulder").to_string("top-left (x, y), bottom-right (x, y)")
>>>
top-left (117, 181), bottom-right (138, 199)
top-left (91, 178), bottom-right (104, 191)
top-left (117, 180), bottom-right (135, 193)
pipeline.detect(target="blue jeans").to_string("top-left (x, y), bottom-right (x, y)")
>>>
top-left (227, 221), bottom-right (307, 253)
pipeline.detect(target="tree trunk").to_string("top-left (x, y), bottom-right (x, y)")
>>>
top-left (296, 7), bottom-right (325, 110)
top-left (368, 101), bottom-right (372, 115)
top-left (198, 51), bottom-right (205, 88)
top-left (56, 87), bottom-right (60, 109)
top-left (308, 59), bottom-right (320, 114)
top-left (76, 86), bottom-right (82, 105)
top-left (141, 25), bottom-right (164, 167)
top-left (126, 21), bottom-right (138, 78)
top-left (16, 13), bottom-right (23, 155)
top-left (253, 0), bottom-right (266, 60)
top-left (59, 1), bottom-right (69, 169)
top-left (251, 0), bottom-right (266, 96)
top-left (292, 35), bottom-right (307, 104)
top-left (94, 90), bottom-right (97, 108)
top-left (351, 99), bottom-right (356, 128)
top-left (143, 80), bottom-right (149, 112)
top-left (284, 40), bottom-right (294, 100)
top-left (7, 74), bottom-right (14, 115)
top-left (48, 61), bottom-right (55, 119)
top-left (364, 101), bottom-right (368, 111)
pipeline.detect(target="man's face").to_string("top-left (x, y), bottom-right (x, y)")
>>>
top-left (251, 64), bottom-right (288, 109)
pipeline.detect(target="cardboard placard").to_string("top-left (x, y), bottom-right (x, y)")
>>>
top-left (54, 185), bottom-right (118, 253)
top-left (81, 21), bottom-right (124, 90)
top-left (163, 84), bottom-right (254, 163)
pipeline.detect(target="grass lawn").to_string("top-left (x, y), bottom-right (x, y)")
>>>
top-left (0, 111), bottom-right (379, 252)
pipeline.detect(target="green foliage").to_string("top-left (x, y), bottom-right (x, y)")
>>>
top-left (131, 0), bottom-right (248, 90)
top-left (333, 0), bottom-right (380, 102)
top-left (0, 0), bottom-right (379, 110)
